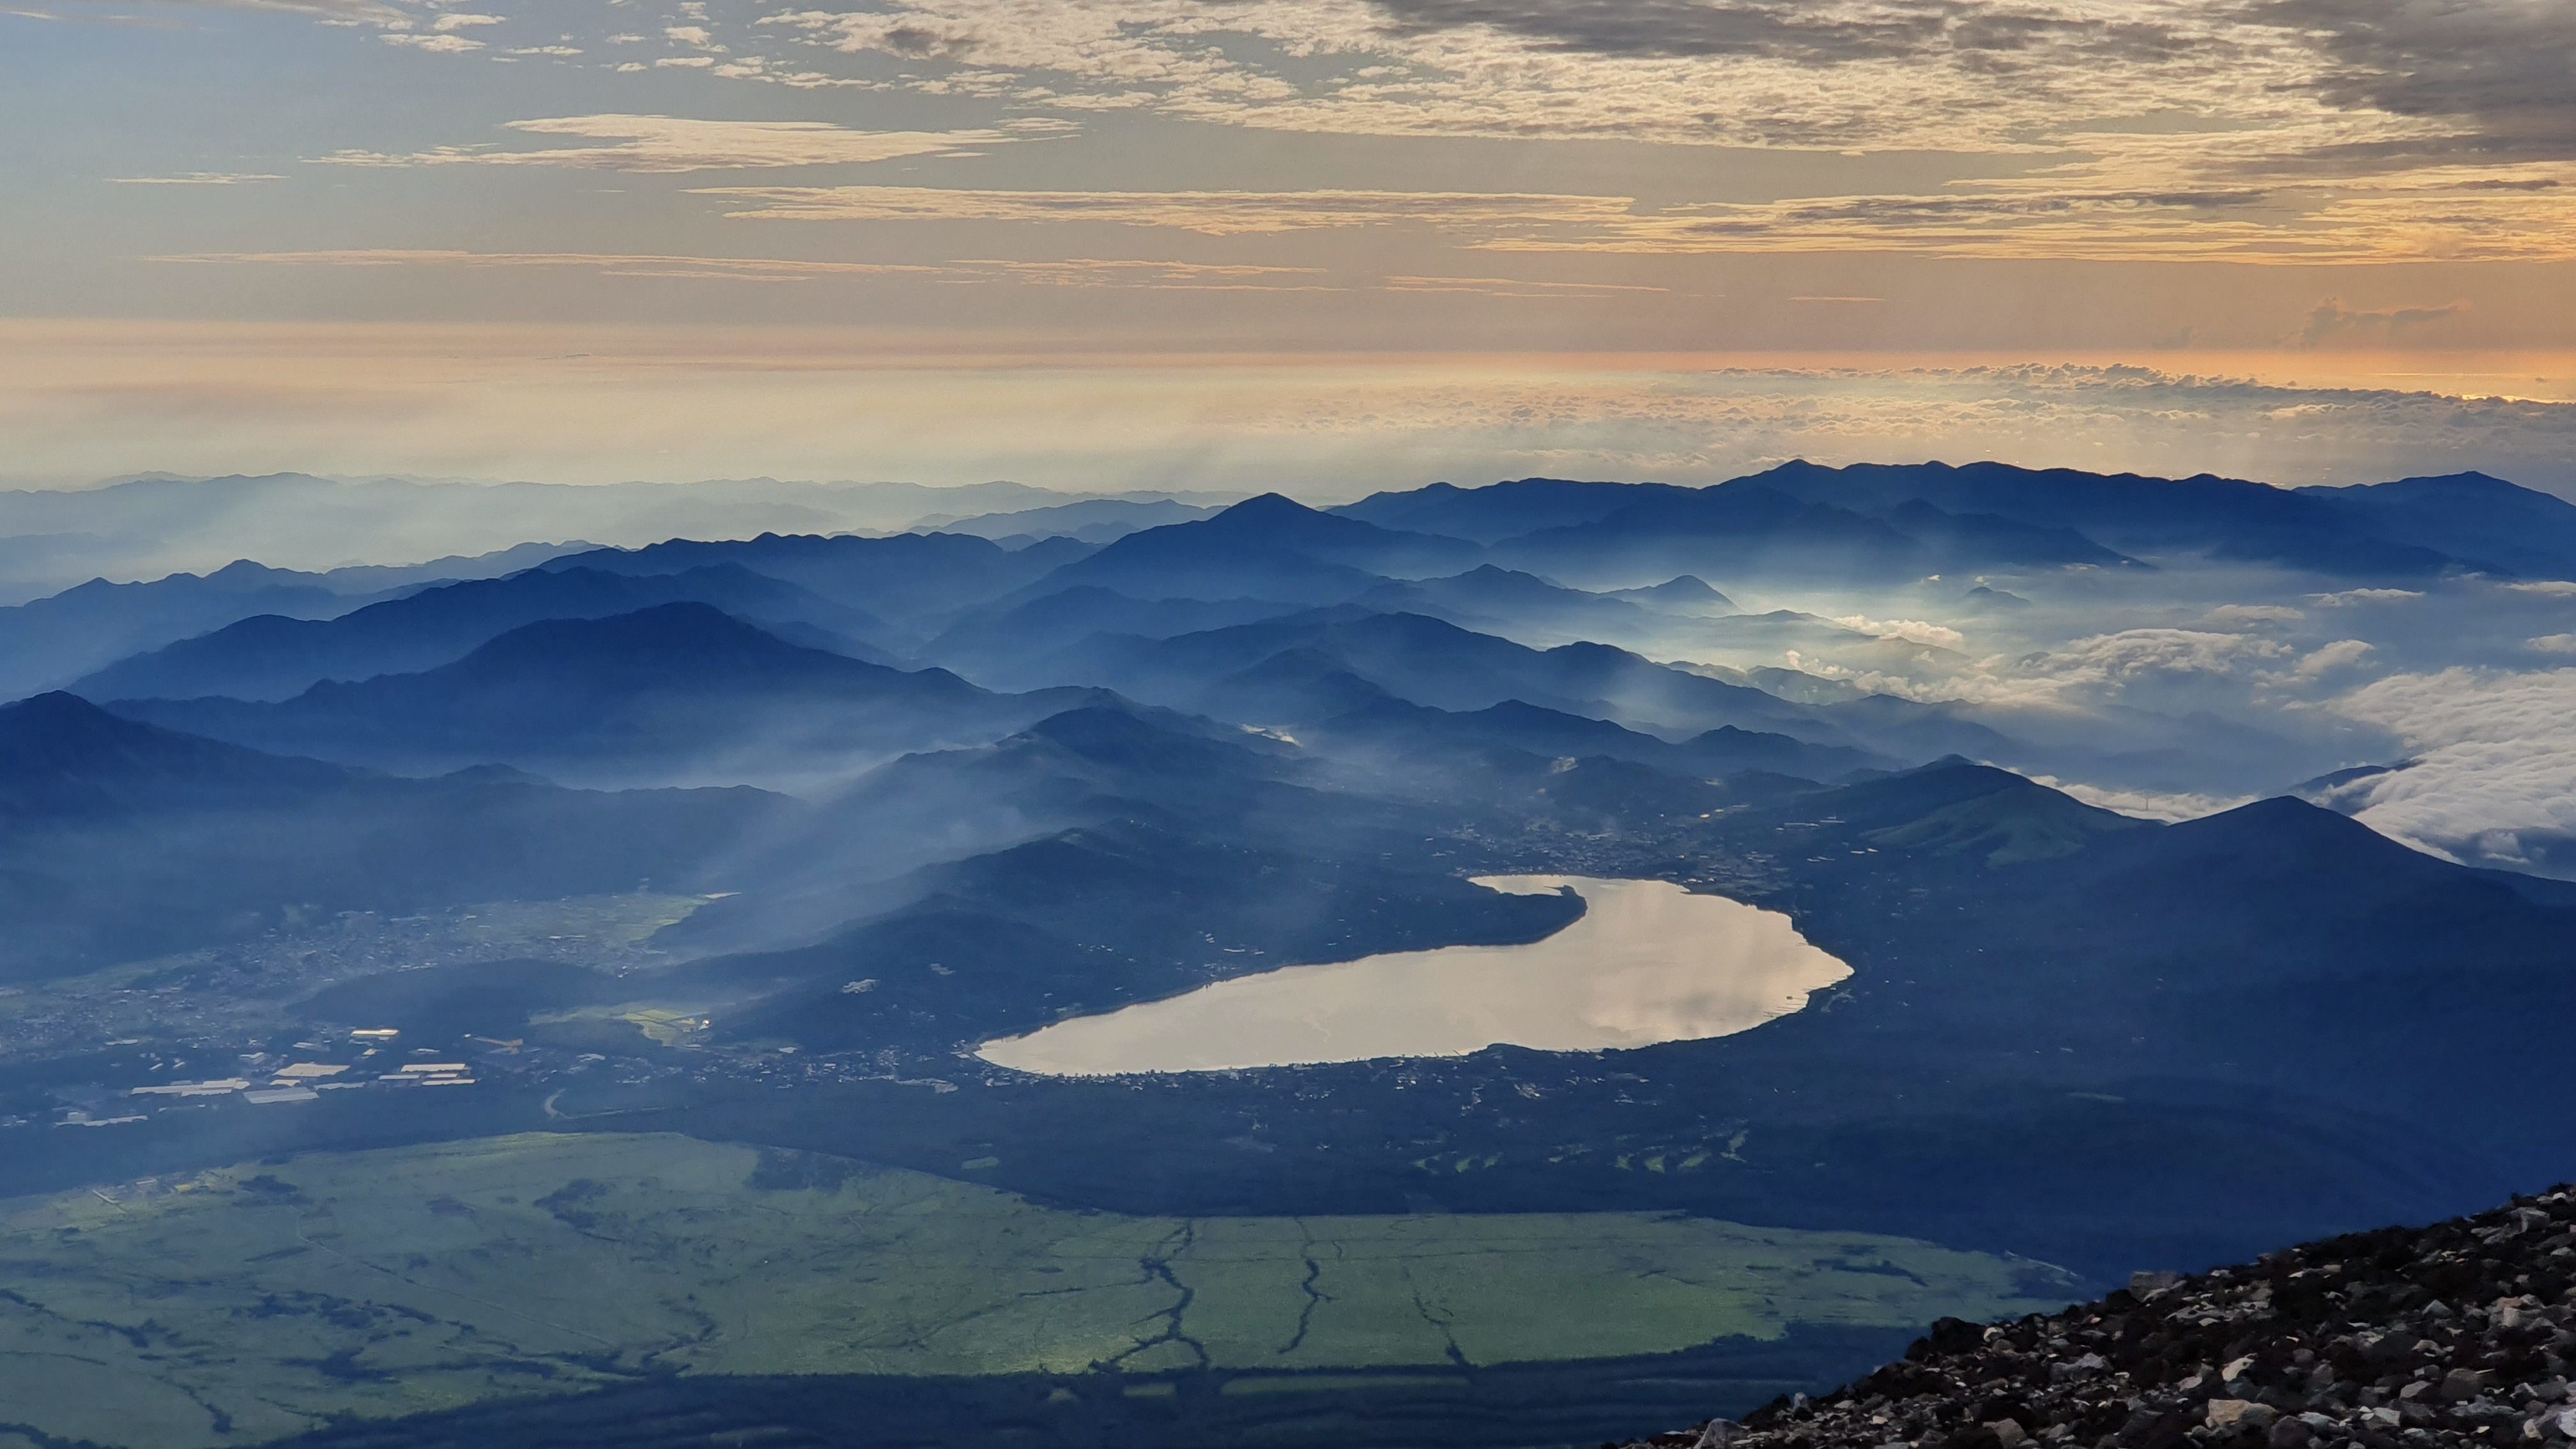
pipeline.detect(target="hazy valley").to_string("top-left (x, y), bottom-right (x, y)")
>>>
top-left (1, 462), bottom-right (2573, 1448)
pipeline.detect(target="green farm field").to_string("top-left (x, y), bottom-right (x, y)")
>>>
top-left (0, 1132), bottom-right (2077, 1447)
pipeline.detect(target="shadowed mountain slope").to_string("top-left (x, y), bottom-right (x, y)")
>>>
top-left (657, 702), bottom-right (1392, 953)
top-left (542, 530), bottom-right (1093, 625)
top-left (698, 816), bottom-right (1586, 1052)
top-left (1307, 694), bottom-right (1884, 783)
top-left (111, 603), bottom-right (1107, 786)
top-left (917, 586), bottom-right (1305, 687)
top-left (72, 564), bottom-right (888, 703)
top-left (0, 561), bottom-right (381, 700)
top-left (1035, 608), bottom-right (1827, 736)
top-left (1738, 459), bottom-right (2466, 574)
top-left (1353, 565), bottom-right (1664, 640)
top-left (1031, 494), bottom-right (1482, 604)
top-left (694, 758), bottom-right (2576, 1284)
top-left (2296, 470), bottom-right (2576, 578)
top-left (1618, 1183), bottom-right (2576, 1449)
top-left (0, 689), bottom-right (349, 818)
top-left (0, 693), bottom-right (781, 974)
top-left (926, 496), bottom-right (1222, 544)
top-left (1029, 607), bottom-right (1983, 767)
top-left (1332, 477), bottom-right (1699, 543)
top-left (1487, 482), bottom-right (2133, 584)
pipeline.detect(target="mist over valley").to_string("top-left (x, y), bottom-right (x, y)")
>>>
top-left (3, 462), bottom-right (2573, 1448)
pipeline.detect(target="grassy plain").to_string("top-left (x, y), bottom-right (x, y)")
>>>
top-left (0, 1132), bottom-right (2074, 1447)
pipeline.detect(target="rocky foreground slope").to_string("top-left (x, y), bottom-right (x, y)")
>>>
top-left (1625, 1187), bottom-right (2576, 1449)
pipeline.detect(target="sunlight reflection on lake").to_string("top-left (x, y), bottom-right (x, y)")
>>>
top-left (976, 875), bottom-right (1851, 1076)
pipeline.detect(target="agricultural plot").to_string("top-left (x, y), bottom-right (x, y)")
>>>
top-left (0, 1132), bottom-right (2075, 1447)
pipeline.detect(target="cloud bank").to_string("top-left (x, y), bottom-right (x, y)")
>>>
top-left (320, 114), bottom-right (1073, 172)
top-left (2329, 666), bottom-right (2576, 875)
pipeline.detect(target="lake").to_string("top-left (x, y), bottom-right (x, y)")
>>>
top-left (976, 875), bottom-right (1852, 1075)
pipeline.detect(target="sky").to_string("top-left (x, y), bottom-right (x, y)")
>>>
top-left (4, 0), bottom-right (2575, 493)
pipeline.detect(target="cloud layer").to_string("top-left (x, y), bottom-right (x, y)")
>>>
top-left (157, 247), bottom-right (1336, 289)
top-left (319, 114), bottom-right (1070, 172)
top-left (705, 0), bottom-right (2576, 261)
top-left (2329, 666), bottom-right (2576, 873)
top-left (129, 0), bottom-right (2576, 270)
top-left (8, 328), bottom-right (2573, 500)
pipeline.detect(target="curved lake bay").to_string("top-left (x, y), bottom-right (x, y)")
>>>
top-left (977, 876), bottom-right (1852, 1076)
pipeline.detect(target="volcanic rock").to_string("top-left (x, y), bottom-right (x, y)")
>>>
top-left (1618, 1185), bottom-right (2576, 1449)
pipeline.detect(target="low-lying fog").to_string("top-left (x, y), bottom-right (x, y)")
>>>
top-left (976, 876), bottom-right (1851, 1075)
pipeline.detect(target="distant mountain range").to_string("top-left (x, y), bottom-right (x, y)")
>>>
top-left (1006, 604), bottom-right (1999, 764)
top-left (1032, 493), bottom-right (1482, 604)
top-left (920, 496), bottom-right (1223, 544)
top-left (1728, 461), bottom-right (2576, 576)
top-left (74, 563), bottom-right (890, 703)
top-left (8, 487), bottom-right (2576, 1298)
top-left (808, 756), bottom-right (2570, 1268)
top-left (111, 602), bottom-right (1110, 788)
top-left (1330, 463), bottom-right (2576, 580)
top-left (0, 545), bottom-right (584, 699)
top-left (15, 456), bottom-right (2576, 1449)
top-left (539, 530), bottom-right (1092, 632)
top-left (0, 692), bottom-right (781, 972)
top-left (5, 459), bottom-right (2563, 896)
top-left (0, 472), bottom-right (1234, 597)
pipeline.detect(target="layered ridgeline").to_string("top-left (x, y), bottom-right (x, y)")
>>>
top-left (0, 691), bottom-right (783, 972)
top-left (1622, 1184), bottom-right (2576, 1449)
top-left (2, 463), bottom-right (2575, 1448)
top-left (110, 602), bottom-right (1115, 788)
top-left (0, 472), bottom-right (1220, 601)
top-left (28, 462), bottom-right (2576, 805)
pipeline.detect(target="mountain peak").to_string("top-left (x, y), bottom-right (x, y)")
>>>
top-left (2375, 470), bottom-right (2521, 493)
top-left (1220, 492), bottom-right (1321, 519)
top-left (1017, 705), bottom-right (1176, 760)
top-left (0, 689), bottom-right (125, 744)
top-left (0, 691), bottom-right (349, 818)
top-left (462, 601), bottom-right (810, 671)
top-left (1193, 492), bottom-right (1390, 543)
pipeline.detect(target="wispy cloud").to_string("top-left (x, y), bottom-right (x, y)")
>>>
top-left (150, 247), bottom-right (1335, 289)
top-left (694, 183), bottom-right (1640, 236)
top-left (1380, 274), bottom-right (1666, 297)
top-left (956, 257), bottom-right (1334, 289)
top-left (9, 334), bottom-right (2576, 510)
top-left (2296, 297), bottom-right (2471, 347)
top-left (2243, 0), bottom-right (2576, 164)
top-left (381, 31), bottom-right (483, 51)
top-left (108, 0), bottom-right (2576, 263)
top-left (317, 114), bottom-right (1075, 172)
top-left (111, 172), bottom-right (283, 185)
top-left (157, 248), bottom-right (944, 283)
top-left (2290, 637), bottom-right (2376, 678)
top-left (681, 173), bottom-right (2576, 263)
top-left (2328, 664), bottom-right (2576, 869)
top-left (2030, 776), bottom-right (2255, 823)
top-left (1478, 176), bottom-right (2576, 263)
top-left (182, 0), bottom-right (412, 25)
top-left (3, 6), bottom-right (182, 24)
top-left (2202, 604), bottom-right (2306, 628)
top-left (728, 0), bottom-right (2576, 261)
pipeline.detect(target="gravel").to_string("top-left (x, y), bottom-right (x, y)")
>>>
top-left (1618, 1186), bottom-right (2576, 1449)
